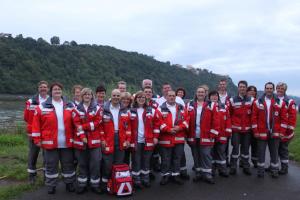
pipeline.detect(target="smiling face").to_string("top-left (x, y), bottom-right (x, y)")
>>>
top-left (82, 91), bottom-right (92, 104)
top-left (276, 85), bottom-right (285, 97)
top-left (210, 94), bottom-right (219, 102)
top-left (196, 87), bottom-right (206, 101)
top-left (38, 83), bottom-right (49, 97)
top-left (176, 90), bottom-right (184, 98)
top-left (238, 83), bottom-right (247, 96)
top-left (51, 85), bottom-right (62, 99)
top-left (74, 88), bottom-right (82, 102)
top-left (144, 88), bottom-right (153, 100)
top-left (136, 94), bottom-right (146, 107)
top-left (162, 84), bottom-right (172, 97)
top-left (111, 89), bottom-right (121, 105)
top-left (96, 91), bottom-right (106, 102)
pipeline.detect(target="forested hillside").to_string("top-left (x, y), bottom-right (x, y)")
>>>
top-left (0, 35), bottom-right (237, 97)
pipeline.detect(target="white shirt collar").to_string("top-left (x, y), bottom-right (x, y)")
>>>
top-left (166, 103), bottom-right (176, 108)
top-left (110, 103), bottom-right (120, 110)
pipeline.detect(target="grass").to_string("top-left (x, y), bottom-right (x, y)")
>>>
top-left (0, 127), bottom-right (44, 200)
top-left (289, 114), bottom-right (300, 162)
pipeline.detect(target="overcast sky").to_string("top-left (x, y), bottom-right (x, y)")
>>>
top-left (1, 0), bottom-right (300, 96)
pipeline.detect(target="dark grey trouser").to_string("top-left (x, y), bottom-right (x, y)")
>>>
top-left (28, 139), bottom-right (44, 175)
top-left (279, 141), bottom-right (289, 167)
top-left (212, 142), bottom-right (227, 171)
top-left (230, 132), bottom-right (252, 169)
top-left (251, 134), bottom-right (258, 163)
top-left (44, 148), bottom-right (75, 187)
top-left (189, 141), bottom-right (201, 172)
top-left (257, 138), bottom-right (280, 172)
top-left (160, 144), bottom-right (184, 177)
top-left (150, 146), bottom-right (160, 169)
top-left (131, 143), bottom-right (153, 184)
top-left (180, 144), bottom-right (188, 175)
top-left (76, 147), bottom-right (102, 188)
top-left (199, 145), bottom-right (213, 176)
top-left (101, 145), bottom-right (125, 183)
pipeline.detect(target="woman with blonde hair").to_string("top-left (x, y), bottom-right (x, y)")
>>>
top-left (73, 88), bottom-right (103, 194)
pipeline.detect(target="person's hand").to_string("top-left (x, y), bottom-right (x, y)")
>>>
top-left (170, 128), bottom-right (176, 134)
top-left (101, 140), bottom-right (106, 148)
top-left (35, 142), bottom-right (41, 147)
top-left (173, 126), bottom-right (181, 132)
top-left (124, 141), bottom-right (130, 149)
top-left (153, 138), bottom-right (158, 145)
top-left (82, 138), bottom-right (88, 144)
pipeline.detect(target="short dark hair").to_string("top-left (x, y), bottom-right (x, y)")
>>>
top-left (208, 90), bottom-right (219, 100)
top-left (50, 82), bottom-right (63, 94)
top-left (96, 85), bottom-right (106, 93)
top-left (238, 80), bottom-right (248, 87)
top-left (219, 79), bottom-right (227, 83)
top-left (175, 87), bottom-right (186, 98)
top-left (247, 85), bottom-right (257, 93)
top-left (143, 86), bottom-right (153, 92)
top-left (265, 82), bottom-right (275, 89)
top-left (72, 85), bottom-right (83, 94)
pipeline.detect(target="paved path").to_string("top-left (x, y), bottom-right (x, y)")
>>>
top-left (18, 146), bottom-right (300, 200)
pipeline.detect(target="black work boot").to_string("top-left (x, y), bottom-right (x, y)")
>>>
top-left (279, 164), bottom-right (288, 175)
top-left (29, 173), bottom-right (36, 185)
top-left (48, 186), bottom-right (56, 194)
top-left (91, 187), bottom-right (102, 194)
top-left (271, 170), bottom-right (279, 179)
top-left (193, 172), bottom-right (202, 182)
top-left (172, 176), bottom-right (184, 185)
top-left (66, 183), bottom-right (75, 192)
top-left (243, 168), bottom-right (252, 176)
top-left (203, 174), bottom-right (215, 184)
top-left (76, 186), bottom-right (87, 194)
top-left (180, 171), bottom-right (190, 180)
top-left (230, 168), bottom-right (237, 175)
top-left (160, 176), bottom-right (170, 185)
top-left (257, 168), bottom-right (265, 178)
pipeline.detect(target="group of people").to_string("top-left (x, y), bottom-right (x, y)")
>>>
top-left (23, 78), bottom-right (298, 195)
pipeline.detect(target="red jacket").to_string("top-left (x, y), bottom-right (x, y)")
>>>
top-left (72, 102), bottom-right (103, 149)
top-left (229, 95), bottom-right (254, 133)
top-left (102, 102), bottom-right (131, 154)
top-left (280, 96), bottom-right (297, 142)
top-left (215, 103), bottom-right (232, 144)
top-left (186, 100), bottom-right (220, 146)
top-left (31, 97), bottom-right (74, 149)
top-left (148, 99), bottom-right (159, 109)
top-left (157, 102), bottom-right (189, 147)
top-left (251, 95), bottom-right (288, 140)
top-left (130, 106), bottom-right (160, 151)
top-left (24, 95), bottom-right (41, 137)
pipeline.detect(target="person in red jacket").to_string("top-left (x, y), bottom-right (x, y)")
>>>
top-left (229, 80), bottom-right (254, 176)
top-left (247, 86), bottom-right (258, 168)
top-left (130, 91), bottom-right (160, 189)
top-left (101, 89), bottom-right (131, 191)
top-left (24, 80), bottom-right (49, 184)
top-left (31, 82), bottom-right (76, 194)
top-left (72, 88), bottom-right (103, 194)
top-left (252, 82), bottom-right (288, 178)
top-left (276, 82), bottom-right (297, 175)
top-left (186, 86), bottom-right (219, 184)
top-left (210, 91), bottom-right (232, 177)
top-left (71, 85), bottom-right (83, 107)
top-left (157, 90), bottom-right (189, 186)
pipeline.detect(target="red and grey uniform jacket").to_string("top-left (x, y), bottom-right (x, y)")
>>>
top-left (148, 99), bottom-right (159, 109)
top-left (130, 106), bottom-right (160, 151)
top-left (24, 95), bottom-right (40, 137)
top-left (31, 97), bottom-right (74, 149)
top-left (229, 95), bottom-right (254, 133)
top-left (280, 96), bottom-right (297, 142)
top-left (186, 100), bottom-right (220, 146)
top-left (215, 102), bottom-right (232, 144)
top-left (72, 101), bottom-right (103, 149)
top-left (157, 102), bottom-right (189, 147)
top-left (102, 101), bottom-right (131, 154)
top-left (251, 95), bottom-right (288, 140)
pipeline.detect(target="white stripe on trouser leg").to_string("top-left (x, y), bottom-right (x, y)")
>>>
top-left (231, 154), bottom-right (239, 159)
top-left (141, 170), bottom-right (150, 175)
top-left (195, 168), bottom-right (201, 172)
top-left (241, 154), bottom-right (249, 159)
top-left (90, 178), bottom-right (100, 184)
top-left (102, 178), bottom-right (108, 183)
top-left (270, 163), bottom-right (279, 168)
top-left (200, 168), bottom-right (212, 173)
top-left (281, 160), bottom-right (289, 164)
top-left (27, 169), bottom-right (37, 173)
top-left (251, 157), bottom-right (258, 161)
top-left (45, 173), bottom-right (59, 178)
top-left (62, 171), bottom-right (76, 178)
top-left (180, 166), bottom-right (187, 171)
top-left (78, 177), bottom-right (88, 183)
top-left (161, 172), bottom-right (170, 176)
top-left (257, 162), bottom-right (265, 167)
top-left (215, 160), bottom-right (226, 164)
top-left (131, 171), bottom-right (141, 176)
top-left (172, 172), bottom-right (180, 176)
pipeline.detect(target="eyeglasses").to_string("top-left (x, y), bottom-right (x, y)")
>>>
top-left (137, 96), bottom-right (146, 99)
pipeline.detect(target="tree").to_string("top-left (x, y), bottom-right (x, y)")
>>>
top-left (70, 40), bottom-right (77, 46)
top-left (50, 36), bottom-right (60, 45)
top-left (37, 37), bottom-right (48, 44)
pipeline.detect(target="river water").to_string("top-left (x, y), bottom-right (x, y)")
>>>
top-left (0, 94), bottom-right (28, 129)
